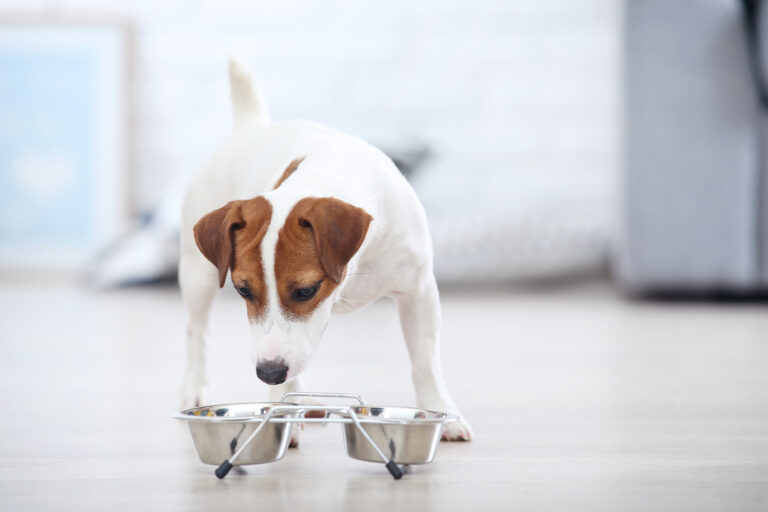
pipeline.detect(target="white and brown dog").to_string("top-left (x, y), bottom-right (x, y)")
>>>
top-left (179, 60), bottom-right (471, 441)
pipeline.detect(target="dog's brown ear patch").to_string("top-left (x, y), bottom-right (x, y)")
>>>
top-left (292, 197), bottom-right (373, 283)
top-left (274, 197), bottom-right (372, 318)
top-left (193, 197), bottom-right (271, 287)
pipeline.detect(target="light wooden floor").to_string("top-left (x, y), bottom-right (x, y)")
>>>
top-left (0, 281), bottom-right (766, 511)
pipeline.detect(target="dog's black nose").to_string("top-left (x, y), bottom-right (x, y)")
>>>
top-left (256, 359), bottom-right (289, 385)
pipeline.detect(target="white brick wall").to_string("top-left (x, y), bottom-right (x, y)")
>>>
top-left (1, 0), bottom-right (619, 281)
top-left (0, 0), bottom-right (620, 217)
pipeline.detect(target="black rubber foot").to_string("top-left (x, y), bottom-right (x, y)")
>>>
top-left (386, 461), bottom-right (403, 480)
top-left (215, 460), bottom-right (233, 479)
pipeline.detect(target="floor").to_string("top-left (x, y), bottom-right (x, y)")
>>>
top-left (0, 281), bottom-right (766, 511)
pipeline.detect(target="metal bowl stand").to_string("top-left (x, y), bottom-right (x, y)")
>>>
top-left (215, 392), bottom-right (405, 480)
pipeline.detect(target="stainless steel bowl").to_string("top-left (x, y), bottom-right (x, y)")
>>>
top-left (342, 406), bottom-right (456, 464)
top-left (174, 403), bottom-right (299, 465)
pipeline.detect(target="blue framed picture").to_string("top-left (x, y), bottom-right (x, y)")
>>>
top-left (0, 20), bottom-right (128, 270)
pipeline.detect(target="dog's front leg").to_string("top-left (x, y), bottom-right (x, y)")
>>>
top-left (395, 276), bottom-right (473, 441)
top-left (268, 378), bottom-right (302, 447)
top-left (179, 254), bottom-right (219, 408)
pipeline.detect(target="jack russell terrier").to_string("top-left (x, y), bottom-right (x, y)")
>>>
top-left (179, 60), bottom-right (472, 442)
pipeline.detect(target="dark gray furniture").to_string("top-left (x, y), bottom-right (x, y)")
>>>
top-left (617, 0), bottom-right (768, 294)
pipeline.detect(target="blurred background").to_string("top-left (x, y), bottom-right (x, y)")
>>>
top-left (2, 0), bottom-right (767, 295)
top-left (0, 0), bottom-right (621, 286)
top-left (1, 1), bottom-right (767, 509)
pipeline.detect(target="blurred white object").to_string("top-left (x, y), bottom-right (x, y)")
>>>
top-left (87, 145), bottom-right (611, 287)
top-left (86, 180), bottom-right (183, 287)
top-left (414, 159), bottom-right (611, 283)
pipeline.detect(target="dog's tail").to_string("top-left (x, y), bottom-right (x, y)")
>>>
top-left (228, 58), bottom-right (270, 130)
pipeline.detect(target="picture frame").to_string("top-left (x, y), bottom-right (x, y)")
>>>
top-left (0, 14), bottom-right (132, 272)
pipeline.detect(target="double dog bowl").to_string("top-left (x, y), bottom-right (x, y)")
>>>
top-left (174, 392), bottom-right (456, 480)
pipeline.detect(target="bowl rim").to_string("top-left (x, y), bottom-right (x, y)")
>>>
top-left (173, 402), bottom-right (459, 425)
top-left (349, 405), bottom-right (459, 425)
top-left (172, 402), bottom-right (301, 422)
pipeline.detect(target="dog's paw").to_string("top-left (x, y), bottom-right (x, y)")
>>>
top-left (441, 418), bottom-right (473, 442)
top-left (288, 423), bottom-right (301, 448)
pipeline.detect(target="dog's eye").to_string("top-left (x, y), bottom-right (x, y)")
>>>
top-left (236, 286), bottom-right (253, 299)
top-left (291, 285), bottom-right (318, 302)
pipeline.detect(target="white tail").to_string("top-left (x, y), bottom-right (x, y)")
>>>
top-left (228, 58), bottom-right (270, 130)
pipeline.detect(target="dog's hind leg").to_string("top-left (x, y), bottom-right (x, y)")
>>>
top-left (179, 252), bottom-right (219, 408)
top-left (395, 275), bottom-right (473, 441)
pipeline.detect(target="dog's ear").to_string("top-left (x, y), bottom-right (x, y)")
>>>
top-left (298, 198), bottom-right (373, 283)
top-left (193, 201), bottom-right (246, 288)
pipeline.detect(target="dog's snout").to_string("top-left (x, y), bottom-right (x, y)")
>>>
top-left (256, 359), bottom-right (289, 385)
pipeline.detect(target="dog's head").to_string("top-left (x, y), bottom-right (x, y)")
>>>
top-left (193, 192), bottom-right (372, 385)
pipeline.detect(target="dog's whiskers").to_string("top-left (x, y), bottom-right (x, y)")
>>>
top-left (335, 296), bottom-right (365, 312)
top-left (344, 271), bottom-right (385, 278)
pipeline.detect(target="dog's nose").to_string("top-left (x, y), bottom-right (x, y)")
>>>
top-left (256, 359), bottom-right (289, 385)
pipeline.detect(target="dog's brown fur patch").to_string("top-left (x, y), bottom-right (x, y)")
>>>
top-left (194, 196), bottom-right (273, 319)
top-left (273, 156), bottom-right (305, 190)
top-left (275, 197), bottom-right (372, 318)
top-left (230, 198), bottom-right (273, 319)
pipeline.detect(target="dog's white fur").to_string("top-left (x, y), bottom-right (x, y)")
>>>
top-left (179, 60), bottom-right (471, 441)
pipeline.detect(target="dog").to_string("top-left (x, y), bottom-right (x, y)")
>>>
top-left (179, 60), bottom-right (471, 442)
